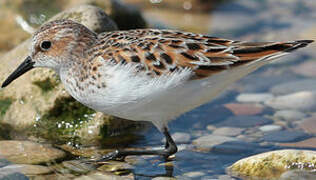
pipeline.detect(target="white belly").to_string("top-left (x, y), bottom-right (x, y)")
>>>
top-left (60, 61), bottom-right (267, 130)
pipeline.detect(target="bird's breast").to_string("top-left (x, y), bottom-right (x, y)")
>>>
top-left (59, 63), bottom-right (193, 121)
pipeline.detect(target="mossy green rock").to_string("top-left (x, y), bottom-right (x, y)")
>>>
top-left (228, 149), bottom-right (316, 180)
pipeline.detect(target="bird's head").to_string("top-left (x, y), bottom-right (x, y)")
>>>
top-left (1, 19), bottom-right (97, 88)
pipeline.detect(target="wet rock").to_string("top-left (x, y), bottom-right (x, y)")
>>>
top-left (299, 116), bottom-right (316, 134)
top-left (228, 150), bottom-right (316, 180)
top-left (157, 161), bottom-right (175, 174)
top-left (280, 137), bottom-right (316, 149)
top-left (216, 116), bottom-right (273, 128)
top-left (236, 93), bottom-right (274, 103)
top-left (59, 144), bottom-right (113, 159)
top-left (259, 125), bottom-right (282, 132)
top-left (75, 171), bottom-right (134, 180)
top-left (224, 103), bottom-right (265, 116)
top-left (98, 161), bottom-right (133, 175)
top-left (212, 127), bottom-right (244, 137)
top-left (280, 170), bottom-right (316, 180)
top-left (0, 140), bottom-right (66, 164)
top-left (218, 175), bottom-right (236, 180)
top-left (174, 105), bottom-right (233, 130)
top-left (263, 130), bottom-right (309, 142)
top-left (193, 135), bottom-right (237, 150)
top-left (3, 164), bottom-right (52, 175)
top-left (265, 91), bottom-right (316, 112)
top-left (292, 60), bottom-right (316, 78)
top-left (270, 79), bottom-right (316, 95)
top-left (62, 160), bottom-right (94, 174)
top-left (183, 171), bottom-right (205, 178)
top-left (213, 140), bottom-right (261, 154)
top-left (274, 110), bottom-right (306, 121)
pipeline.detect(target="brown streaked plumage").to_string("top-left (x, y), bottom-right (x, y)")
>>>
top-left (87, 28), bottom-right (313, 79)
top-left (1, 19), bottom-right (313, 162)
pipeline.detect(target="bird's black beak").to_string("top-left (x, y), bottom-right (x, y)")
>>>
top-left (1, 56), bottom-right (35, 88)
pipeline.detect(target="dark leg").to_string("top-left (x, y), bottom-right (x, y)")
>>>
top-left (93, 126), bottom-right (177, 163)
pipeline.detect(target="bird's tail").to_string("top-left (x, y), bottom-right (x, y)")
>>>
top-left (232, 40), bottom-right (314, 62)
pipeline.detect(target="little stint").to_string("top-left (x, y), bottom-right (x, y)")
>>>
top-left (1, 19), bottom-right (313, 161)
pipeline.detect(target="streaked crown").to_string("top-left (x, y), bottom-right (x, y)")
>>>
top-left (30, 19), bottom-right (97, 70)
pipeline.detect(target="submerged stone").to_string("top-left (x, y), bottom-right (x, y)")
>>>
top-left (263, 130), bottom-right (309, 143)
top-left (98, 161), bottom-right (133, 175)
top-left (212, 127), bottom-right (244, 137)
top-left (273, 110), bottom-right (306, 122)
top-left (192, 134), bottom-right (238, 151)
top-left (3, 164), bottom-right (52, 176)
top-left (265, 91), bottom-right (316, 112)
top-left (224, 103), bottom-right (265, 116)
top-left (236, 93), bottom-right (274, 103)
top-left (0, 140), bottom-right (66, 164)
top-left (62, 160), bottom-right (94, 174)
top-left (216, 115), bottom-right (273, 128)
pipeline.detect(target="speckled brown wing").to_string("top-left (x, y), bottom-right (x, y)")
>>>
top-left (89, 29), bottom-right (313, 79)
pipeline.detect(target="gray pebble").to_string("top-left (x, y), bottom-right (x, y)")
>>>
top-left (193, 135), bottom-right (237, 149)
top-left (263, 130), bottom-right (309, 142)
top-left (274, 110), bottom-right (306, 121)
top-left (212, 127), bottom-right (244, 136)
top-left (259, 125), bottom-right (282, 132)
top-left (216, 116), bottom-right (273, 128)
top-left (236, 93), bottom-right (274, 103)
top-left (265, 91), bottom-right (316, 111)
top-left (62, 160), bottom-right (94, 174)
top-left (183, 171), bottom-right (205, 178)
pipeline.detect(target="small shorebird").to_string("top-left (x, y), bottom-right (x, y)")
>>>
top-left (1, 19), bottom-right (313, 161)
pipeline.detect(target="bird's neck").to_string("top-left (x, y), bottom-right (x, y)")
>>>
top-left (59, 59), bottom-right (92, 82)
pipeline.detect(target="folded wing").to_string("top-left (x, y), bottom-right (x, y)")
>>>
top-left (89, 29), bottom-right (313, 79)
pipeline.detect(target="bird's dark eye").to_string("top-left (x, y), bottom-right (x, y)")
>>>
top-left (40, 41), bottom-right (52, 51)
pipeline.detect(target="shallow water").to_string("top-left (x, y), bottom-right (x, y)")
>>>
top-left (0, 0), bottom-right (316, 179)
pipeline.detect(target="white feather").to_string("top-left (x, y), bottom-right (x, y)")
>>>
top-left (60, 53), bottom-right (287, 130)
